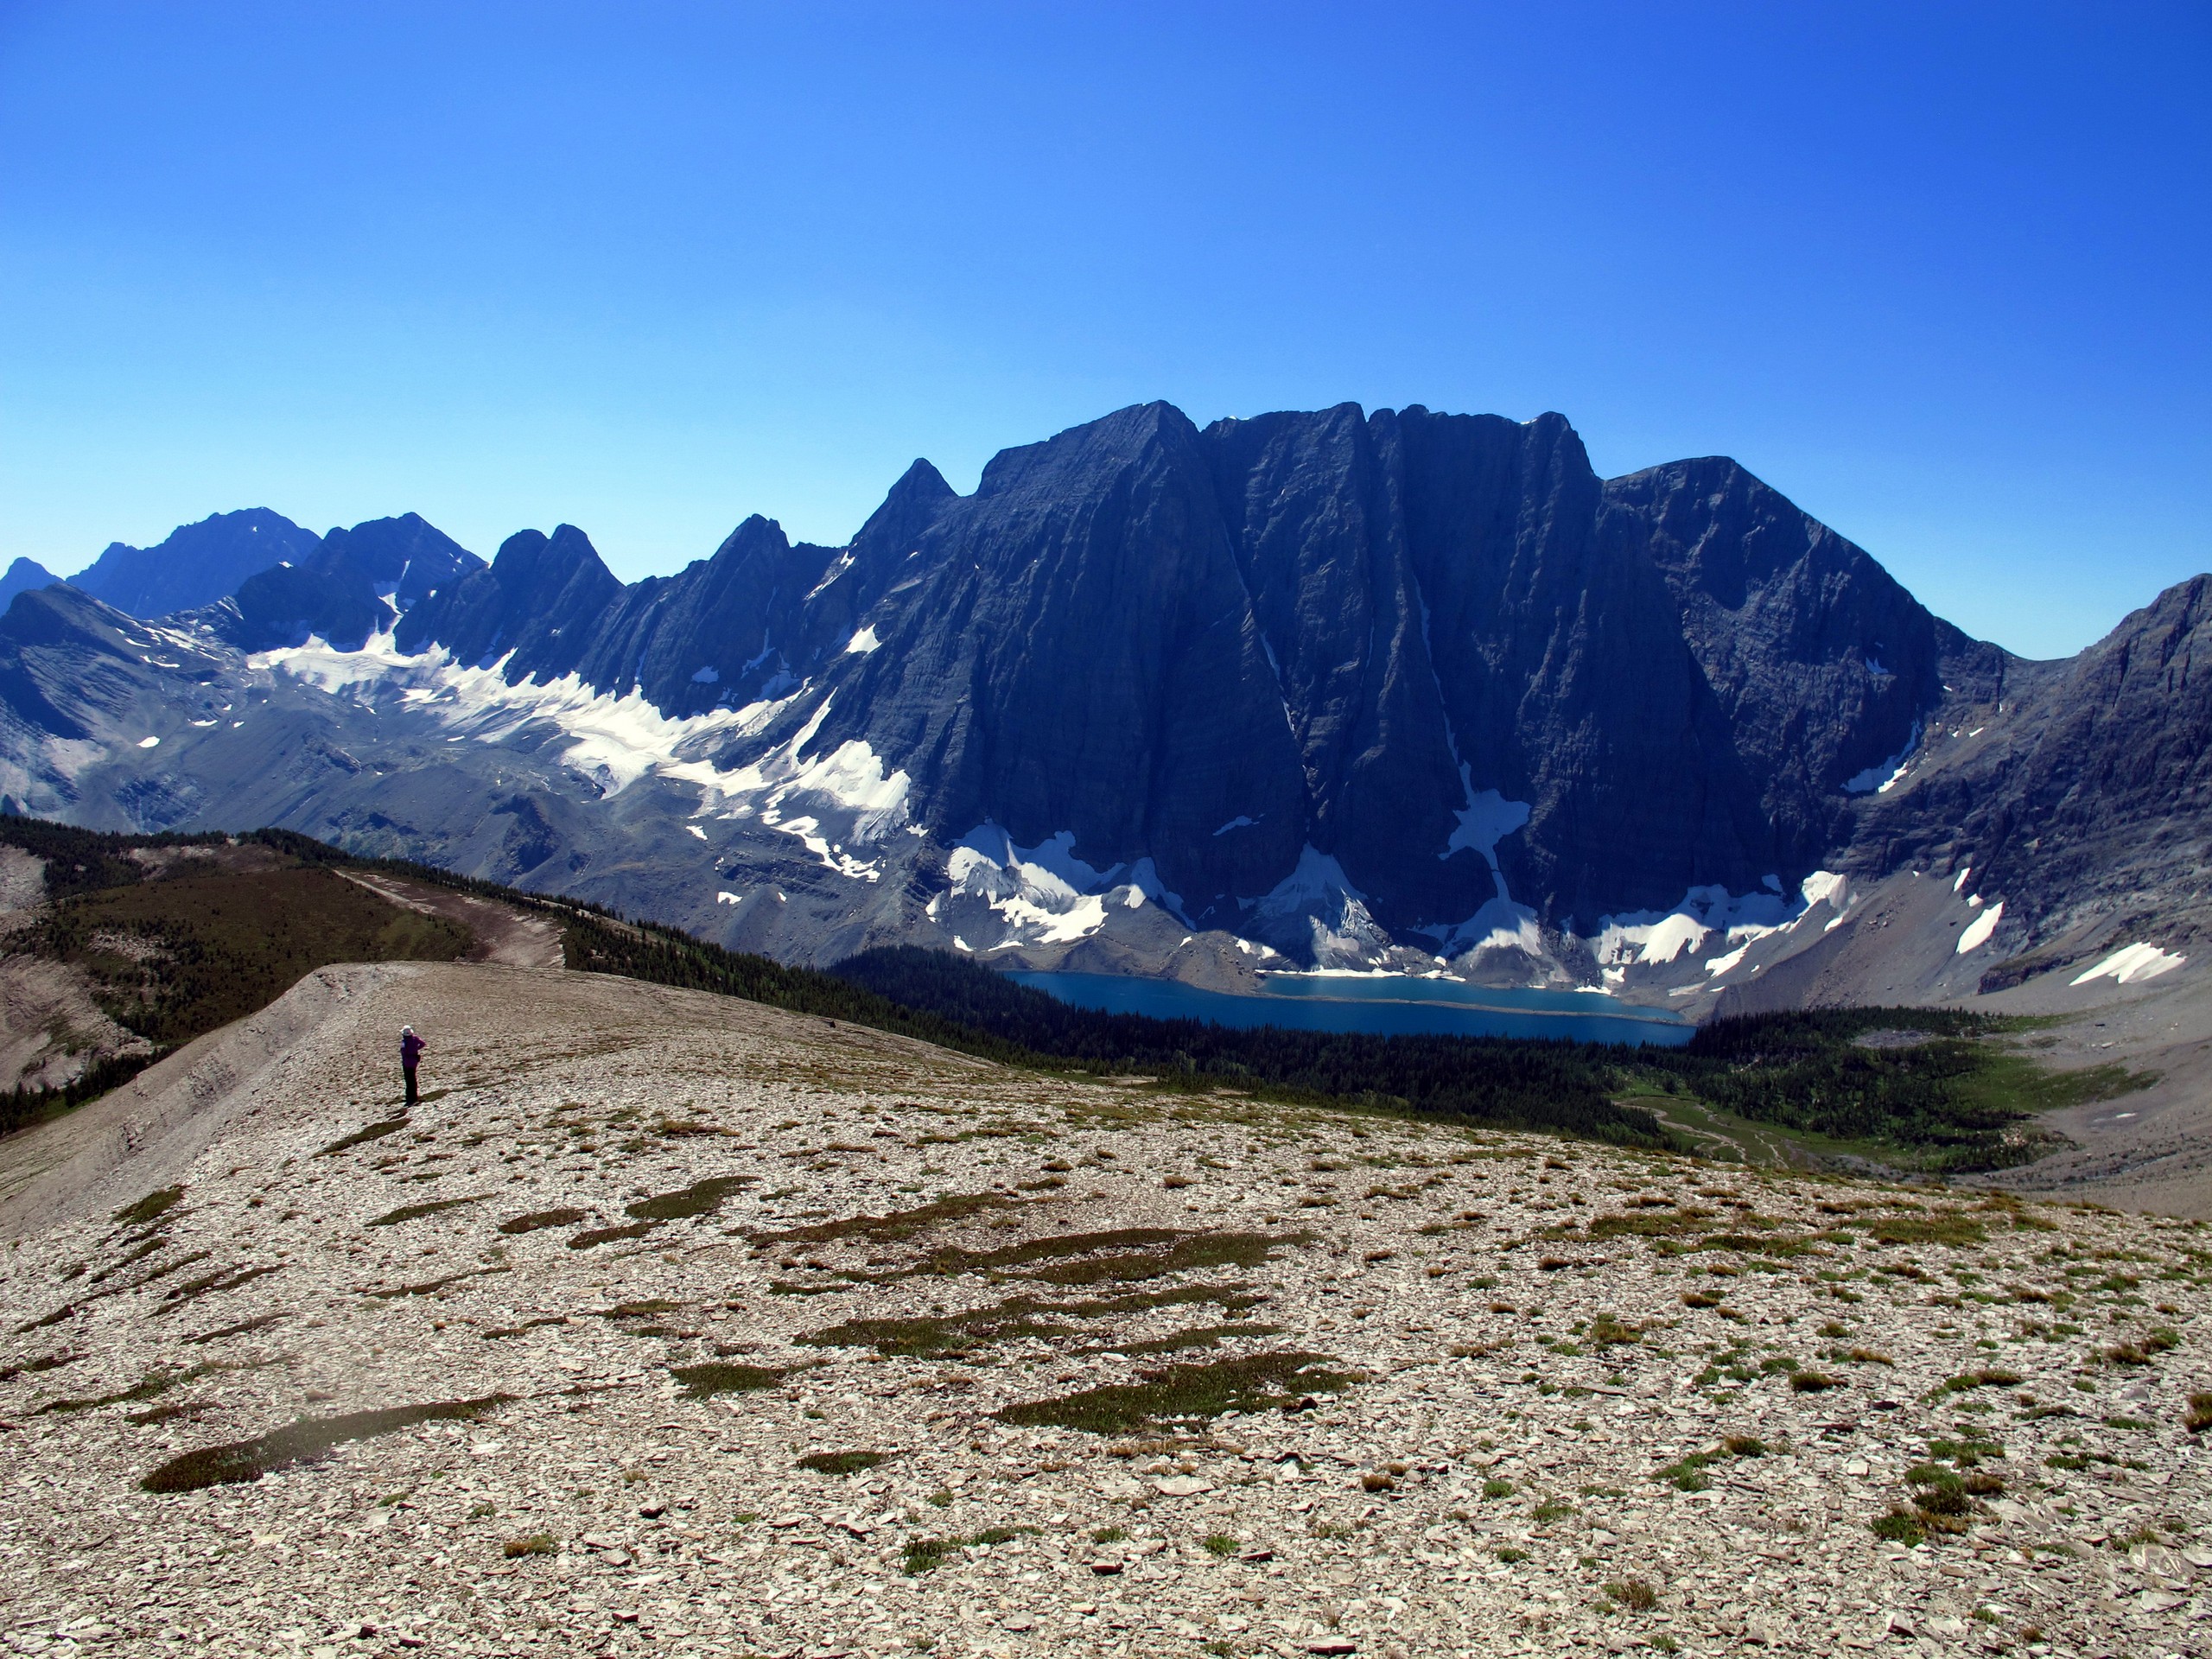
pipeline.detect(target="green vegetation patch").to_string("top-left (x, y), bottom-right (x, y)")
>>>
top-left (363, 1264), bottom-right (506, 1302)
top-left (112, 1185), bottom-right (184, 1228)
top-left (902, 1526), bottom-right (1038, 1573)
top-left (151, 1262), bottom-right (279, 1314)
top-left (41, 1362), bottom-right (213, 1414)
top-left (995, 1351), bottom-right (1356, 1434)
top-left (798, 1450), bottom-right (890, 1476)
top-left (32, 863), bottom-right (471, 1049)
top-left (184, 1313), bottom-right (286, 1345)
top-left (896, 1227), bottom-right (1304, 1287)
top-left (750, 1191), bottom-right (1028, 1248)
top-left (624, 1175), bottom-right (754, 1222)
top-left (366, 1194), bottom-right (487, 1228)
top-left (669, 1360), bottom-right (803, 1399)
top-left (1645, 1008), bottom-right (2135, 1172)
top-left (802, 1281), bottom-right (1265, 1358)
top-left (802, 1296), bottom-right (1079, 1358)
top-left (1858, 1211), bottom-right (1988, 1248)
top-left (142, 1394), bottom-right (512, 1491)
top-left (315, 1116), bottom-right (410, 1158)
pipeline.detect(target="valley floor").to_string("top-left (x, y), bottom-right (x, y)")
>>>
top-left (0, 963), bottom-right (2205, 1657)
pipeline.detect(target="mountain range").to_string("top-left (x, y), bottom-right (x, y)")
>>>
top-left (0, 401), bottom-right (2202, 1020)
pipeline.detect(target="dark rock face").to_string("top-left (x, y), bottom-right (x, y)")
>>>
top-left (71, 509), bottom-right (321, 619)
top-left (292, 399), bottom-right (2018, 941)
top-left (1597, 455), bottom-right (2010, 910)
top-left (219, 550), bottom-right (391, 652)
top-left (394, 524), bottom-right (624, 676)
top-left (192, 516), bottom-right (482, 653)
top-left (318, 513), bottom-right (482, 612)
top-left (1852, 575), bottom-right (2212, 948)
top-left (634, 402), bottom-right (1973, 935)
top-left (10, 400), bottom-right (2204, 982)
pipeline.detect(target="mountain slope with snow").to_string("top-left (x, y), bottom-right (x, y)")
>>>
top-left (0, 400), bottom-right (2202, 1016)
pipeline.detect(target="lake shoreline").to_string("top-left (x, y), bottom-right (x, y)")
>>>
top-left (1007, 969), bottom-right (1693, 1048)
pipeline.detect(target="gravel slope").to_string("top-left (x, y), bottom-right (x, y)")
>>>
top-left (1, 963), bottom-right (2206, 1657)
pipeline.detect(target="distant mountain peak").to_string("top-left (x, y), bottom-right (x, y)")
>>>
top-left (70, 507), bottom-right (321, 620)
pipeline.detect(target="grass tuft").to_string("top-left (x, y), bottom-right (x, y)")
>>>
top-left (1605, 1578), bottom-right (1659, 1612)
top-left (995, 1351), bottom-right (1355, 1434)
top-left (798, 1450), bottom-right (889, 1476)
top-left (669, 1362), bottom-right (798, 1399)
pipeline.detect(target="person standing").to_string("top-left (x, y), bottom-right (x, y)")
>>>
top-left (400, 1025), bottom-right (425, 1107)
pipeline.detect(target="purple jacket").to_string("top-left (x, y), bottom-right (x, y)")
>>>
top-left (400, 1032), bottom-right (425, 1067)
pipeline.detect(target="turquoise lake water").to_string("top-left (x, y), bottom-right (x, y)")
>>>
top-left (1005, 969), bottom-right (1693, 1047)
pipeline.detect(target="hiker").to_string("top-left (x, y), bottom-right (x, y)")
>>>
top-left (400, 1025), bottom-right (425, 1107)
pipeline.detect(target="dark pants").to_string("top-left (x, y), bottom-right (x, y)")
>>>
top-left (404, 1064), bottom-right (418, 1107)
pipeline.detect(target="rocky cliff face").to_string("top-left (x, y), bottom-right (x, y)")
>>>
top-left (345, 403), bottom-right (1972, 946)
top-left (1, 400), bottom-right (2202, 1004)
top-left (1847, 575), bottom-right (2212, 967)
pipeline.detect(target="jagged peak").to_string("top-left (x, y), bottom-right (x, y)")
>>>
top-left (885, 457), bottom-right (954, 505)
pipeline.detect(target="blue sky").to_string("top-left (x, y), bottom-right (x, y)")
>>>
top-left (0, 3), bottom-right (2203, 658)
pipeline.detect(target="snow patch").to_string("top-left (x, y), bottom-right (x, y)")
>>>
top-left (1843, 722), bottom-right (1921, 794)
top-left (715, 891), bottom-right (741, 905)
top-left (1956, 901), bottom-right (2004, 954)
top-left (136, 735), bottom-right (161, 749)
top-left (805, 550), bottom-right (855, 601)
top-left (1954, 867), bottom-right (1972, 892)
top-left (1429, 895), bottom-right (1545, 962)
top-left (844, 626), bottom-right (881, 655)
top-left (1586, 871), bottom-right (1850, 981)
top-left (1421, 766), bottom-right (1537, 963)
top-left (686, 824), bottom-right (708, 841)
top-left (257, 628), bottom-right (912, 884)
top-left (2071, 943), bottom-right (2185, 987)
top-left (1596, 884), bottom-right (1795, 969)
top-left (690, 665), bottom-right (720, 684)
top-left (1213, 816), bottom-right (1258, 836)
top-left (943, 824), bottom-right (1186, 948)
top-left (1704, 942), bottom-right (1752, 977)
top-left (1249, 846), bottom-right (1394, 969)
top-left (1443, 776), bottom-right (1531, 880)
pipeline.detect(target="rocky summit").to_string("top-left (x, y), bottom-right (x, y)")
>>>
top-left (1, 400), bottom-right (2205, 1014)
top-left (2, 932), bottom-right (2206, 1657)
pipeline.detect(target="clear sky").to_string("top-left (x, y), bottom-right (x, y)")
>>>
top-left (1, 3), bottom-right (2203, 658)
